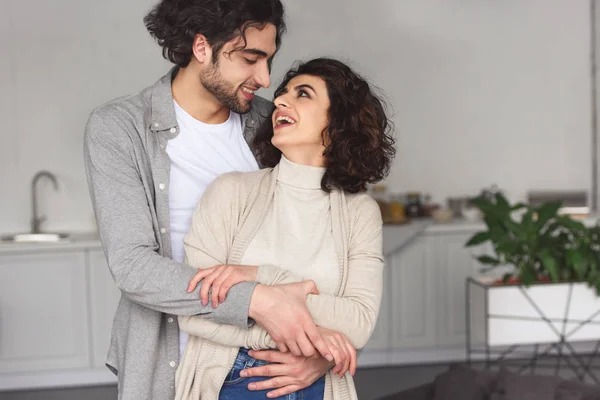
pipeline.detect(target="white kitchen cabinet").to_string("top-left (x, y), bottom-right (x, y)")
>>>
top-left (0, 251), bottom-right (90, 373)
top-left (432, 232), bottom-right (488, 347)
top-left (391, 237), bottom-right (437, 348)
top-left (87, 249), bottom-right (121, 369)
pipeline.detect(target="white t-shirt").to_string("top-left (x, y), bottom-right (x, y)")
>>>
top-left (167, 101), bottom-right (259, 357)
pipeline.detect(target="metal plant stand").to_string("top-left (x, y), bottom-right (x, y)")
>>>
top-left (466, 277), bottom-right (600, 384)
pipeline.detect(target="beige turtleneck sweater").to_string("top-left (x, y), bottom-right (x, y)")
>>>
top-left (175, 161), bottom-right (384, 400)
top-left (242, 156), bottom-right (339, 294)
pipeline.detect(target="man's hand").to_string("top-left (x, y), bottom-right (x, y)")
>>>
top-left (186, 264), bottom-right (258, 308)
top-left (240, 350), bottom-right (332, 398)
top-left (317, 327), bottom-right (357, 377)
top-left (249, 282), bottom-right (333, 361)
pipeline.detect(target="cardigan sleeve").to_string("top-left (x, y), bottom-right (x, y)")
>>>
top-left (305, 197), bottom-right (383, 349)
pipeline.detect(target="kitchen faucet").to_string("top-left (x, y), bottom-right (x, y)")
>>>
top-left (31, 171), bottom-right (59, 233)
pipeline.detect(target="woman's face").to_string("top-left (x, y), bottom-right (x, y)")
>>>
top-left (271, 74), bottom-right (330, 165)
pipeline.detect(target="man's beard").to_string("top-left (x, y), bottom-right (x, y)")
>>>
top-left (200, 63), bottom-right (251, 114)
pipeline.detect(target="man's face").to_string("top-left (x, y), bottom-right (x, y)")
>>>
top-left (200, 24), bottom-right (277, 114)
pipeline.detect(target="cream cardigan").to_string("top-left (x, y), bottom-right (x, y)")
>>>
top-left (175, 164), bottom-right (384, 400)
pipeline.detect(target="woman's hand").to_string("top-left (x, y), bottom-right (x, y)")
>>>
top-left (241, 350), bottom-right (331, 398)
top-left (187, 264), bottom-right (258, 308)
top-left (318, 327), bottom-right (357, 377)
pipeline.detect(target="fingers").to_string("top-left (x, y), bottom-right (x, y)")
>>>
top-left (286, 341), bottom-right (302, 357)
top-left (266, 385), bottom-right (303, 399)
top-left (305, 323), bottom-right (332, 362)
top-left (346, 339), bottom-right (357, 376)
top-left (240, 362), bottom-right (288, 378)
top-left (295, 332), bottom-right (316, 358)
top-left (246, 377), bottom-right (295, 393)
top-left (333, 335), bottom-right (350, 377)
top-left (199, 266), bottom-right (224, 306)
top-left (211, 268), bottom-right (232, 308)
top-left (248, 349), bottom-right (296, 364)
top-left (327, 339), bottom-right (344, 376)
top-left (186, 267), bottom-right (215, 293)
top-left (303, 279), bottom-right (320, 295)
top-left (276, 342), bottom-right (289, 354)
top-left (217, 275), bottom-right (235, 304)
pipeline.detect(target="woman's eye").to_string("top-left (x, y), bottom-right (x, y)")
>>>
top-left (298, 90), bottom-right (309, 98)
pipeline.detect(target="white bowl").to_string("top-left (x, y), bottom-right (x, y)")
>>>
top-left (461, 207), bottom-right (482, 221)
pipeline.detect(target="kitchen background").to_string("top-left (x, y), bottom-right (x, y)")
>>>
top-left (2, 0), bottom-right (600, 399)
top-left (0, 0), bottom-right (595, 237)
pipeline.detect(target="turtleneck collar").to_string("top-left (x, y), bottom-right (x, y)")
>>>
top-left (277, 155), bottom-right (325, 190)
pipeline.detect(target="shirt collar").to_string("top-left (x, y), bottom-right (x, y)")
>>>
top-left (149, 67), bottom-right (179, 133)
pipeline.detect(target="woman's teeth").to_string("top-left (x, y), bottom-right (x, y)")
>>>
top-left (275, 116), bottom-right (297, 126)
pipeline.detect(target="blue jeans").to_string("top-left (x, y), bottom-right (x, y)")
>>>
top-left (219, 348), bottom-right (326, 400)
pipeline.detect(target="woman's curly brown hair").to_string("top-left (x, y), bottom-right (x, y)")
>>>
top-left (144, 0), bottom-right (286, 68)
top-left (253, 58), bottom-right (396, 194)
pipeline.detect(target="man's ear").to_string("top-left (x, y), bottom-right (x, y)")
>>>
top-left (191, 34), bottom-right (212, 64)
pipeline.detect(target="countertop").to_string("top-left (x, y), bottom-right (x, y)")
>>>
top-left (0, 232), bottom-right (103, 254)
top-left (0, 219), bottom-right (483, 256)
top-left (5, 213), bottom-right (595, 256)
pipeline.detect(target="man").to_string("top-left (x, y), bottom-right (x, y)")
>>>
top-left (83, 0), bottom-right (337, 398)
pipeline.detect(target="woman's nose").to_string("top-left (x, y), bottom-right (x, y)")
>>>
top-left (274, 95), bottom-right (290, 109)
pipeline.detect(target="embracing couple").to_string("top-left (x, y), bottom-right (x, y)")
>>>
top-left (84, 0), bottom-right (395, 399)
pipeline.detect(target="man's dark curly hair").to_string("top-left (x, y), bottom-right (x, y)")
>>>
top-left (253, 58), bottom-right (396, 194)
top-left (144, 0), bottom-right (285, 68)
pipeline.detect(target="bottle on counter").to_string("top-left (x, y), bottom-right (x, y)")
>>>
top-left (405, 192), bottom-right (424, 218)
top-left (388, 193), bottom-right (406, 222)
top-left (422, 193), bottom-right (440, 217)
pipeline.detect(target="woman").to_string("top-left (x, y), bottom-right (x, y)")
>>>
top-left (175, 58), bottom-right (396, 400)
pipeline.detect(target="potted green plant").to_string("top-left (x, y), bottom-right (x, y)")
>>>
top-left (464, 192), bottom-right (600, 347)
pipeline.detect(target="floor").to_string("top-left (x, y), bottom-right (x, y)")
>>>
top-left (0, 364), bottom-right (447, 400)
top-left (2, 356), bottom-right (599, 400)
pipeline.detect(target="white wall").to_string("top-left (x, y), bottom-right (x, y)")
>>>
top-left (0, 0), bottom-right (594, 234)
top-left (266, 0), bottom-right (593, 205)
top-left (0, 0), bottom-right (170, 234)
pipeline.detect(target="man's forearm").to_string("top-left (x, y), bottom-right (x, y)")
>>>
top-left (107, 246), bottom-right (256, 327)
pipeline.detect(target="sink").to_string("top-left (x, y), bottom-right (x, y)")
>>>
top-left (0, 233), bottom-right (70, 243)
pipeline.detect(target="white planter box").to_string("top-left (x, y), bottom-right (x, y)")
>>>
top-left (467, 277), bottom-right (600, 347)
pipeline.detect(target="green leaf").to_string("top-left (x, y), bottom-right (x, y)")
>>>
top-left (470, 196), bottom-right (494, 213)
top-left (535, 200), bottom-right (562, 229)
top-left (495, 237), bottom-right (520, 255)
top-left (504, 219), bottom-right (527, 239)
top-left (540, 249), bottom-right (560, 282)
top-left (567, 249), bottom-right (586, 279)
top-left (476, 255), bottom-right (500, 265)
top-left (520, 266), bottom-right (537, 286)
top-left (466, 231), bottom-right (490, 247)
top-left (521, 210), bottom-right (534, 231)
top-left (495, 193), bottom-right (511, 212)
top-left (556, 216), bottom-right (586, 231)
top-left (511, 203), bottom-right (528, 211)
